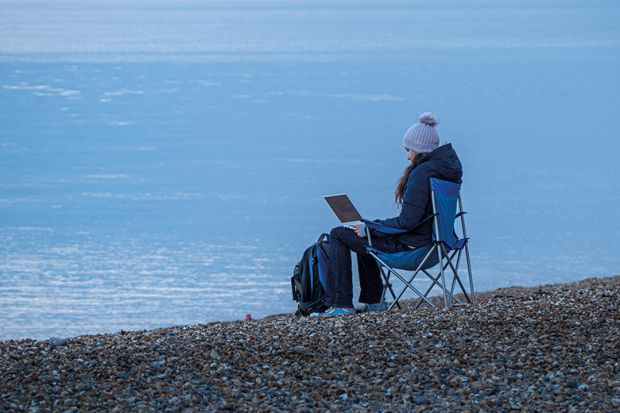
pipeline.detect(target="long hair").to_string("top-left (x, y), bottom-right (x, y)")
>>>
top-left (394, 153), bottom-right (421, 206)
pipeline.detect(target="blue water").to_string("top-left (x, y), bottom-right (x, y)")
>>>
top-left (1, 0), bottom-right (619, 340)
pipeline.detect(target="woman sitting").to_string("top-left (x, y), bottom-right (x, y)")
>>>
top-left (315, 112), bottom-right (463, 316)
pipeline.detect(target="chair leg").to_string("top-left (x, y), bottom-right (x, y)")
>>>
top-left (404, 255), bottom-right (458, 311)
top-left (414, 271), bottom-right (442, 311)
top-left (457, 194), bottom-right (475, 303)
top-left (440, 244), bottom-right (471, 305)
top-left (385, 267), bottom-right (435, 310)
top-left (392, 269), bottom-right (427, 310)
top-left (419, 250), bottom-right (457, 295)
top-left (448, 250), bottom-right (463, 305)
top-left (387, 283), bottom-right (401, 309)
top-left (379, 267), bottom-right (388, 304)
top-left (437, 244), bottom-right (450, 307)
top-left (464, 242), bottom-right (475, 303)
top-left (453, 274), bottom-right (471, 304)
top-left (379, 267), bottom-right (401, 310)
top-left (387, 267), bottom-right (435, 310)
top-left (413, 261), bottom-right (463, 311)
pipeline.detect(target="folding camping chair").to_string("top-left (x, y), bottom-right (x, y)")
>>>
top-left (363, 178), bottom-right (474, 310)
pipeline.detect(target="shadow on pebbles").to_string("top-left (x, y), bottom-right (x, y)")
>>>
top-left (1, 276), bottom-right (619, 412)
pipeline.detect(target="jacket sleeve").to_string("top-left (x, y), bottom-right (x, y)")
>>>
top-left (375, 165), bottom-right (430, 231)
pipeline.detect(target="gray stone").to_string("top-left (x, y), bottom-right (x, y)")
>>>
top-left (413, 395), bottom-right (430, 405)
top-left (49, 337), bottom-right (67, 346)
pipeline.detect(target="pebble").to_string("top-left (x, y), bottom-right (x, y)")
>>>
top-left (49, 337), bottom-right (67, 346)
top-left (413, 395), bottom-right (430, 405)
top-left (0, 276), bottom-right (618, 411)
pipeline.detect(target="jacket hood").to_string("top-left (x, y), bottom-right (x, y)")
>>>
top-left (417, 143), bottom-right (463, 182)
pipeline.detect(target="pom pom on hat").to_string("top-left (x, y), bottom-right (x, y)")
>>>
top-left (403, 111), bottom-right (440, 153)
top-left (417, 111), bottom-right (439, 127)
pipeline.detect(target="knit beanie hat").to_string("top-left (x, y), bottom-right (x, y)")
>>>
top-left (403, 112), bottom-right (440, 153)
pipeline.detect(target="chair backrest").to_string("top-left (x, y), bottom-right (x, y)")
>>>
top-left (429, 178), bottom-right (461, 250)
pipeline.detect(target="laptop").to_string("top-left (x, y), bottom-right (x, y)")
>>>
top-left (323, 193), bottom-right (363, 226)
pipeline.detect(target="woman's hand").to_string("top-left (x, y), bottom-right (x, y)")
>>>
top-left (353, 224), bottom-right (367, 238)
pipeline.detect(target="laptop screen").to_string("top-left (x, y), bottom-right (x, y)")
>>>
top-left (323, 194), bottom-right (363, 223)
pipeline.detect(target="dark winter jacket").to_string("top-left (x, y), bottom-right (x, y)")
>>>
top-left (374, 143), bottom-right (463, 247)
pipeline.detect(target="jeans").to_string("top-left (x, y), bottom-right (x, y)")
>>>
top-left (324, 226), bottom-right (409, 308)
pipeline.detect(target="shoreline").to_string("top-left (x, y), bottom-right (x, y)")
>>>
top-left (1, 275), bottom-right (619, 411)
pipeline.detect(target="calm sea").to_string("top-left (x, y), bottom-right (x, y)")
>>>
top-left (1, 0), bottom-right (619, 339)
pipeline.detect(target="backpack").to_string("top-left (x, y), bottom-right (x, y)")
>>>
top-left (291, 233), bottom-right (330, 316)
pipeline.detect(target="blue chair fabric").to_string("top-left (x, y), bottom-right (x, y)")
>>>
top-left (367, 245), bottom-right (438, 271)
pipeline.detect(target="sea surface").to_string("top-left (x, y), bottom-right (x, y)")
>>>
top-left (1, 0), bottom-right (619, 340)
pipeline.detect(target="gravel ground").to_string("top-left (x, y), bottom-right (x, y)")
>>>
top-left (1, 276), bottom-right (619, 412)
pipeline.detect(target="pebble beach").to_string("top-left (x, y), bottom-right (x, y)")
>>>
top-left (1, 276), bottom-right (619, 412)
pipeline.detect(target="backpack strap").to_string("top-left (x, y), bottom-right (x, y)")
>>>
top-left (316, 232), bottom-right (329, 244)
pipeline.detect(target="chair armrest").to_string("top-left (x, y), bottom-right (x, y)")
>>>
top-left (362, 219), bottom-right (410, 235)
top-left (362, 214), bottom-right (436, 235)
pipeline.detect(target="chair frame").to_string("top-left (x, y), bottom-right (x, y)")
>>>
top-left (365, 180), bottom-right (474, 310)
